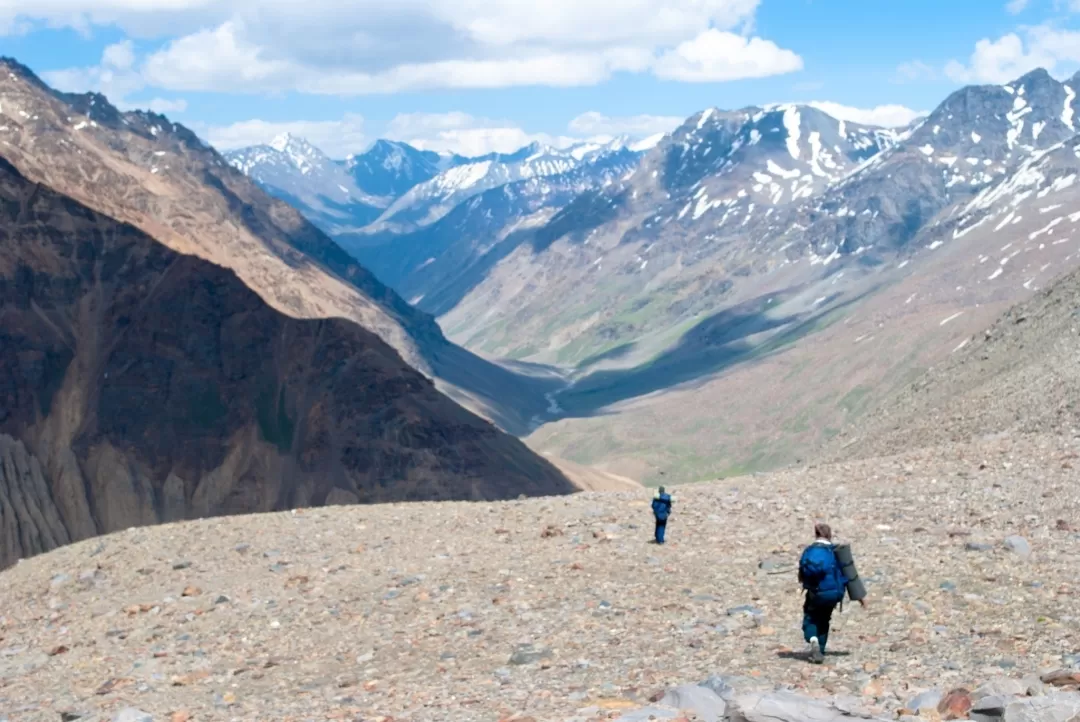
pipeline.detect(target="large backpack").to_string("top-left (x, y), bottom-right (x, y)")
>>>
top-left (652, 493), bottom-right (671, 521)
top-left (799, 543), bottom-right (846, 604)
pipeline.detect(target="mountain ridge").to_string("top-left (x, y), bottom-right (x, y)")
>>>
top-left (0, 56), bottom-right (558, 436)
top-left (0, 152), bottom-right (575, 568)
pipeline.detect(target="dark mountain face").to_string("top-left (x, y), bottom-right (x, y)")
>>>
top-left (344, 139), bottom-right (454, 198)
top-left (0, 152), bottom-right (574, 569)
top-left (907, 68), bottom-right (1077, 164)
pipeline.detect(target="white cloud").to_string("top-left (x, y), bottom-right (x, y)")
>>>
top-left (567, 111), bottom-right (684, 137)
top-left (806, 101), bottom-right (927, 128)
top-left (1006, 0), bottom-right (1031, 13)
top-left (29, 1), bottom-right (801, 95)
top-left (43, 40), bottom-right (145, 101)
top-left (943, 25), bottom-right (1080, 84)
top-left (102, 38), bottom-right (136, 69)
top-left (439, 0), bottom-right (761, 47)
top-left (384, 112), bottom-right (578, 156)
top-left (196, 113), bottom-right (367, 157)
top-left (0, 0), bottom-right (223, 37)
top-left (41, 40), bottom-right (188, 114)
top-left (198, 109), bottom-right (681, 159)
top-left (142, 21), bottom-right (296, 91)
top-left (652, 29), bottom-right (803, 82)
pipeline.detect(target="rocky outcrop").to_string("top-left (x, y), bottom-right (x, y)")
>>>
top-left (0, 435), bottom-right (71, 560)
top-left (0, 155), bottom-right (574, 568)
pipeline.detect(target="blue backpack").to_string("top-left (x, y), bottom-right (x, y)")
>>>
top-left (652, 493), bottom-right (672, 521)
top-left (799, 543), bottom-right (846, 604)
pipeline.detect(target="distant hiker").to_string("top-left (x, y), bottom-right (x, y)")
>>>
top-left (798, 523), bottom-right (865, 663)
top-left (651, 486), bottom-right (673, 544)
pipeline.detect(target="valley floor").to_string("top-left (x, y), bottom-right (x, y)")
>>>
top-left (2, 434), bottom-right (1079, 722)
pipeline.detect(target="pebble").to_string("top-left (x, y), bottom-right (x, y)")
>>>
top-left (1004, 536), bottom-right (1032, 560)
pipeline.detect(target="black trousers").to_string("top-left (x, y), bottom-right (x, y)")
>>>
top-left (802, 595), bottom-right (838, 652)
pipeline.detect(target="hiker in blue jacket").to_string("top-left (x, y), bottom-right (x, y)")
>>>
top-left (651, 487), bottom-right (672, 544)
top-left (798, 523), bottom-right (865, 663)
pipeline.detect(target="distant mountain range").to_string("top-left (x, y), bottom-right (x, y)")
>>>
top-left (224, 134), bottom-right (660, 235)
top-left (224, 67), bottom-right (1080, 484)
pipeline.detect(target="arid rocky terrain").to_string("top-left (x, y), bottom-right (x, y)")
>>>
top-left (2, 431), bottom-right (1079, 721)
top-left (829, 259), bottom-right (1080, 461)
top-left (3, 48), bottom-right (1080, 722)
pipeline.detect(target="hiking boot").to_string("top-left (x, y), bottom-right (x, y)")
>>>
top-left (808, 636), bottom-right (824, 664)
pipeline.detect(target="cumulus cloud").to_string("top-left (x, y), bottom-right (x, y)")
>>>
top-left (43, 39), bottom-right (145, 100)
top-left (942, 25), bottom-right (1080, 84)
top-left (1006, 0), bottom-right (1031, 13)
top-left (197, 109), bottom-right (682, 159)
top-left (41, 39), bottom-right (188, 114)
top-left (384, 112), bottom-right (579, 156)
top-left (806, 101), bottom-right (926, 128)
top-left (27, 0), bottom-right (801, 95)
top-left (567, 111), bottom-right (684, 137)
top-left (194, 113), bottom-right (368, 157)
top-left (652, 29), bottom-right (803, 82)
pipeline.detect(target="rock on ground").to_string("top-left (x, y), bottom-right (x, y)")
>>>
top-left (1, 434), bottom-right (1079, 720)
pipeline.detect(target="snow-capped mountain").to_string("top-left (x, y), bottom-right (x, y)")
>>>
top-left (343, 144), bottom-right (644, 312)
top-left (369, 137), bottom-right (650, 233)
top-left (754, 67), bottom-right (1080, 266)
top-left (432, 68), bottom-right (1080, 368)
top-left (345, 139), bottom-right (463, 199)
top-left (224, 133), bottom-right (386, 232)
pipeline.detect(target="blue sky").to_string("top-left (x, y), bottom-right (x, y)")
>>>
top-left (3, 0), bottom-right (1080, 157)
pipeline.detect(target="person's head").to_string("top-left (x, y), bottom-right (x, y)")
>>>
top-left (814, 522), bottom-right (832, 541)
top-left (658, 485), bottom-right (666, 495)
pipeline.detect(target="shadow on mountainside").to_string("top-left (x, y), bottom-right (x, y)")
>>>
top-left (550, 289), bottom-right (878, 420)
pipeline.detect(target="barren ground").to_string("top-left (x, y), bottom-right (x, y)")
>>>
top-left (3, 434), bottom-right (1079, 721)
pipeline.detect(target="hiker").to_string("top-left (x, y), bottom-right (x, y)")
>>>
top-left (798, 523), bottom-right (865, 663)
top-left (651, 486), bottom-right (672, 544)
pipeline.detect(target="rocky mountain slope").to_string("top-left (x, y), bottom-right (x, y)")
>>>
top-left (2, 431), bottom-right (1077, 720)
top-left (224, 137), bottom-right (463, 236)
top-left (527, 115), bottom-right (1080, 483)
top-left (443, 69), bottom-right (1080, 367)
top-left (437, 69), bottom-right (1080, 483)
top-left (831, 224), bottom-right (1080, 460)
top-left (0, 57), bottom-right (557, 434)
top-left (0, 154), bottom-right (575, 569)
top-left (365, 139), bottom-right (647, 234)
top-left (345, 145), bottom-right (644, 310)
top-left (224, 134), bottom-right (388, 233)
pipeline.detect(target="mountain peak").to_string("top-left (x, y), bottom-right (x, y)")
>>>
top-left (270, 132), bottom-right (302, 152)
top-left (0, 56), bottom-right (46, 89)
top-left (370, 139), bottom-right (407, 153)
top-left (1012, 67), bottom-right (1055, 88)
